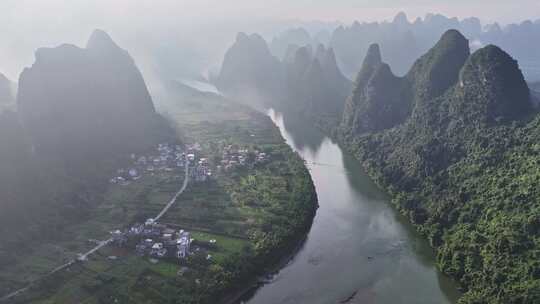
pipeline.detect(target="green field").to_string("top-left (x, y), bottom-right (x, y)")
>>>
top-left (0, 169), bottom-right (185, 295)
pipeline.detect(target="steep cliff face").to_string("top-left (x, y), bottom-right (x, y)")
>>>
top-left (355, 63), bottom-right (406, 133)
top-left (454, 45), bottom-right (531, 123)
top-left (405, 29), bottom-right (470, 106)
top-left (318, 47), bottom-right (352, 109)
top-left (17, 30), bottom-right (160, 162)
top-left (339, 30), bottom-right (539, 303)
top-left (285, 44), bottom-right (351, 118)
top-left (341, 30), bottom-right (472, 136)
top-left (328, 12), bottom-right (540, 80)
top-left (341, 43), bottom-right (410, 134)
top-left (1, 30), bottom-right (175, 266)
top-left (342, 30), bottom-right (532, 182)
top-left (0, 73), bottom-right (14, 105)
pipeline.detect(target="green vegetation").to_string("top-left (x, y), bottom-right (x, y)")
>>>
top-left (0, 168), bottom-right (184, 296)
top-left (341, 30), bottom-right (470, 136)
top-left (337, 30), bottom-right (540, 303)
top-left (216, 33), bottom-right (351, 122)
top-left (9, 83), bottom-right (317, 303)
top-left (158, 82), bottom-right (317, 302)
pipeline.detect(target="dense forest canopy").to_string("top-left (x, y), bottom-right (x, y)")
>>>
top-left (337, 29), bottom-right (540, 303)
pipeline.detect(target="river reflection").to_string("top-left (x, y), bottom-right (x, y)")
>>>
top-left (279, 111), bottom-right (325, 154)
top-left (241, 110), bottom-right (460, 304)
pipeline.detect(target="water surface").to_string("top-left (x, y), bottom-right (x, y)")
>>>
top-left (163, 81), bottom-right (460, 304)
top-left (242, 110), bottom-right (460, 304)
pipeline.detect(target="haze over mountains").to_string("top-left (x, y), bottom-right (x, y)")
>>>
top-left (268, 13), bottom-right (540, 81)
top-left (215, 23), bottom-right (540, 302)
top-left (1, 5), bottom-right (540, 303)
top-left (216, 32), bottom-right (351, 121)
top-left (269, 27), bottom-right (331, 61)
top-left (18, 29), bottom-right (163, 164)
top-left (0, 30), bottom-right (171, 267)
top-left (216, 12), bottom-right (540, 127)
top-left (0, 73), bottom-right (14, 106)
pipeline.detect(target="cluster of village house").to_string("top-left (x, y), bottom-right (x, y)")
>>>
top-left (110, 219), bottom-right (194, 261)
top-left (108, 141), bottom-right (271, 186)
top-left (105, 143), bottom-right (270, 263)
top-left (217, 144), bottom-right (269, 172)
top-left (109, 142), bottom-right (212, 185)
top-left (109, 218), bottom-right (219, 263)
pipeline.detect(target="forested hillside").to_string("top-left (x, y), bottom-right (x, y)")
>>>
top-left (338, 30), bottom-right (540, 303)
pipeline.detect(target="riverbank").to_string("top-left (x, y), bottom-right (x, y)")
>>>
top-left (219, 228), bottom-right (311, 304)
top-left (333, 121), bottom-right (540, 303)
top-left (159, 82), bottom-right (318, 303)
top-left (232, 109), bottom-right (460, 304)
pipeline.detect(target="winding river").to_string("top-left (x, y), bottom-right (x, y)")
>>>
top-left (240, 110), bottom-right (460, 304)
top-left (168, 80), bottom-right (460, 304)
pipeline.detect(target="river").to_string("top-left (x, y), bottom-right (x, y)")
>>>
top-left (239, 110), bottom-right (460, 304)
top-left (167, 80), bottom-right (460, 304)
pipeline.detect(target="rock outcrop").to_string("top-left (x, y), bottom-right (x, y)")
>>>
top-left (17, 30), bottom-right (161, 161)
top-left (338, 30), bottom-right (538, 303)
top-left (342, 30), bottom-right (474, 135)
top-left (454, 44), bottom-right (531, 123)
top-left (341, 43), bottom-right (409, 134)
top-left (215, 33), bottom-right (283, 106)
top-left (285, 44), bottom-right (352, 117)
top-left (329, 12), bottom-right (540, 80)
top-left (217, 34), bottom-right (351, 121)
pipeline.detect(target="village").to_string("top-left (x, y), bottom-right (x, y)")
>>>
top-left (108, 141), bottom-right (269, 187)
top-left (216, 143), bottom-right (269, 172)
top-left (104, 141), bottom-right (270, 265)
top-left (109, 142), bottom-right (193, 186)
top-left (109, 220), bottom-right (196, 262)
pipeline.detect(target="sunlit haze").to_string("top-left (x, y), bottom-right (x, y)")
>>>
top-left (1, 2), bottom-right (539, 304)
top-left (1, 0), bottom-right (539, 80)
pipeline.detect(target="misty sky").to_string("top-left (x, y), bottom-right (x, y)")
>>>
top-left (1, 0), bottom-right (539, 82)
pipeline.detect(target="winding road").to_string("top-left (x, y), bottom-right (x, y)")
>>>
top-left (0, 158), bottom-right (190, 302)
top-left (155, 158), bottom-right (190, 221)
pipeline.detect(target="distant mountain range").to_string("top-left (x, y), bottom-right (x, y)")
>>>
top-left (216, 32), bottom-right (351, 121)
top-left (268, 13), bottom-right (540, 81)
top-left (269, 27), bottom-right (331, 61)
